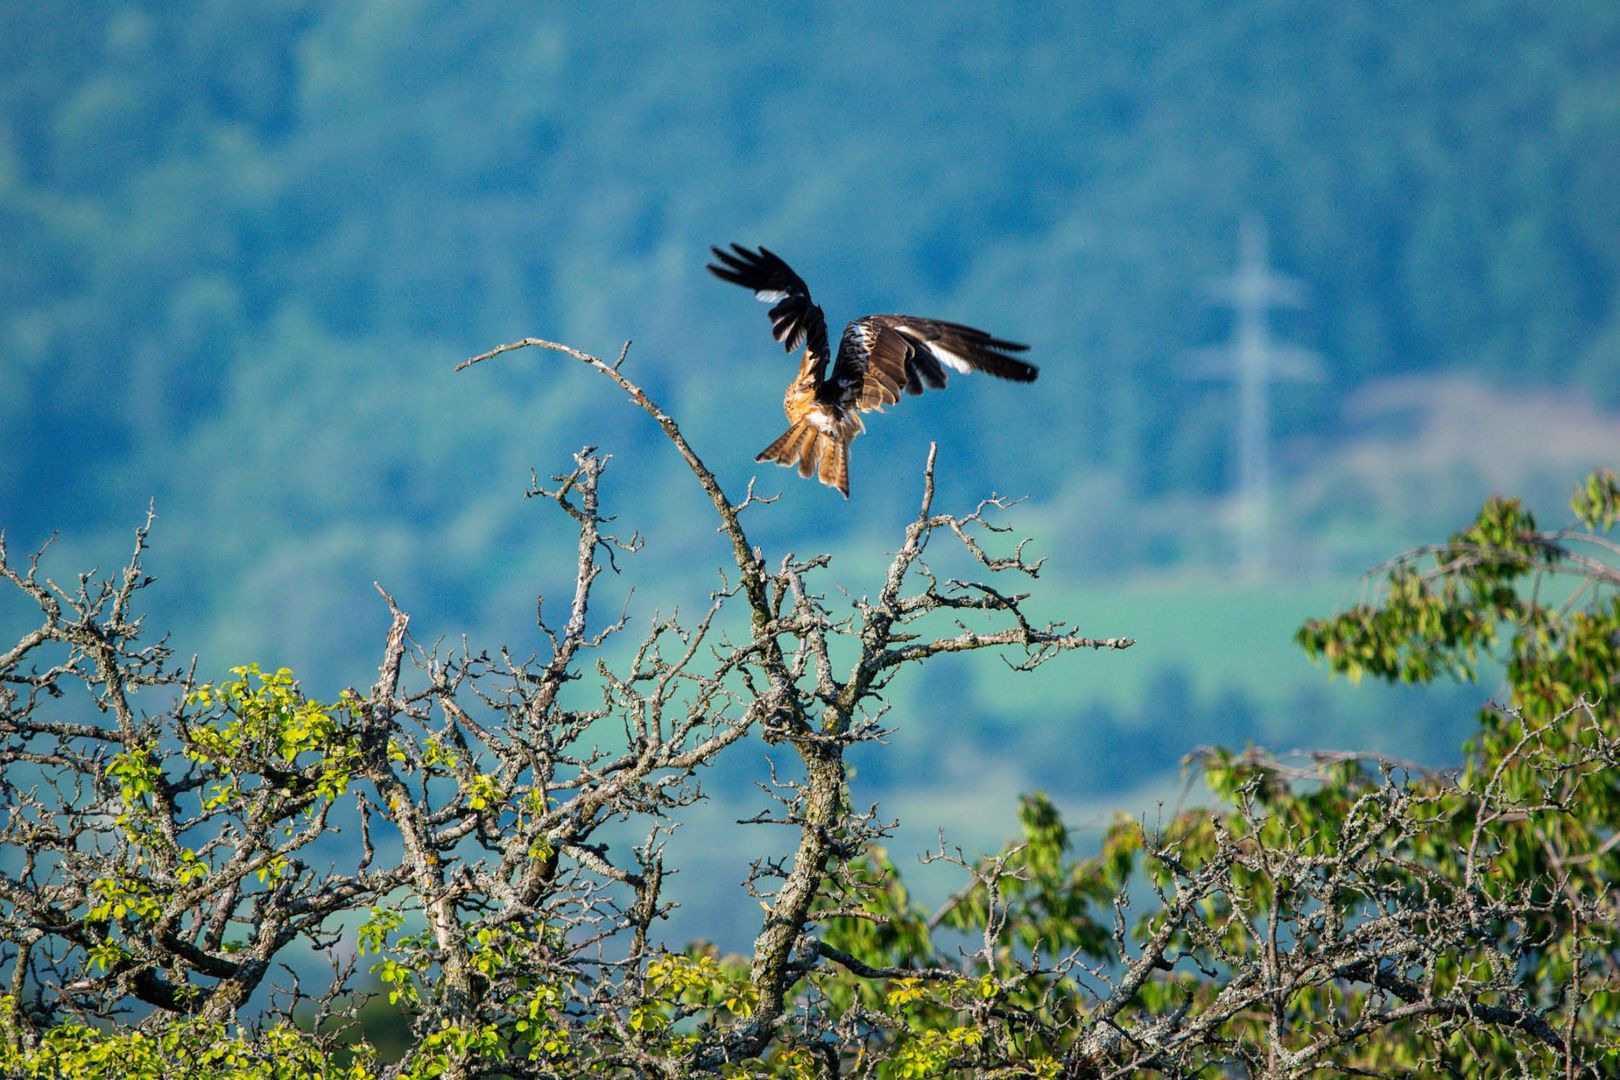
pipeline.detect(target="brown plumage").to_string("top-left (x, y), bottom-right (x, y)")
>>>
top-left (707, 243), bottom-right (1037, 497)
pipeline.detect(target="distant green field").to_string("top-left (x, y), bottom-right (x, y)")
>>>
top-left (1009, 572), bottom-right (1358, 712)
top-left (883, 567), bottom-right (1388, 738)
top-left (861, 562), bottom-right (1497, 786)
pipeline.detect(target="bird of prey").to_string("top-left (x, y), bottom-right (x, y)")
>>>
top-left (707, 243), bottom-right (1037, 497)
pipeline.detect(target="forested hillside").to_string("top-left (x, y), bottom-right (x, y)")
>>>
top-left (3, 3), bottom-right (1617, 851)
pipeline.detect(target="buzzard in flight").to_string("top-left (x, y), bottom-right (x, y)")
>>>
top-left (708, 244), bottom-right (1037, 497)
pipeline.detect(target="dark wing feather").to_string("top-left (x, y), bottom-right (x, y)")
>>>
top-left (707, 244), bottom-right (831, 360)
top-left (828, 315), bottom-right (1036, 412)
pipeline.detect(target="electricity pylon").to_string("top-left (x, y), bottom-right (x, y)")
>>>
top-left (1186, 216), bottom-right (1322, 579)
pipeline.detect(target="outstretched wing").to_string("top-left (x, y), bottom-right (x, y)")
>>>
top-left (828, 315), bottom-right (1036, 412)
top-left (707, 244), bottom-right (831, 360)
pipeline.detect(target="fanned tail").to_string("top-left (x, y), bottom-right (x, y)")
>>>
top-left (755, 421), bottom-right (852, 498)
top-left (820, 436), bottom-right (849, 498)
top-left (755, 420), bottom-right (817, 475)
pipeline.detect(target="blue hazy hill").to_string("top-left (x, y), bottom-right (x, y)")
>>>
top-left (3, 2), bottom-right (1618, 857)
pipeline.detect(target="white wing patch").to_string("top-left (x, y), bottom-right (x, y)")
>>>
top-left (754, 289), bottom-right (790, 302)
top-left (924, 341), bottom-right (974, 374)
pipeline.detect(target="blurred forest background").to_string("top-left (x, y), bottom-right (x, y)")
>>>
top-left (3, 2), bottom-right (1618, 940)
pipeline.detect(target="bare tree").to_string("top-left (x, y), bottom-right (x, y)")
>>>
top-left (0, 337), bottom-right (1129, 1077)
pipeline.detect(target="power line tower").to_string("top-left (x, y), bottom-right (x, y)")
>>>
top-left (1186, 216), bottom-right (1322, 579)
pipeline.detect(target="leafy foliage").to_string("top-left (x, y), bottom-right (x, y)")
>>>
top-left (746, 468), bottom-right (1620, 1075)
